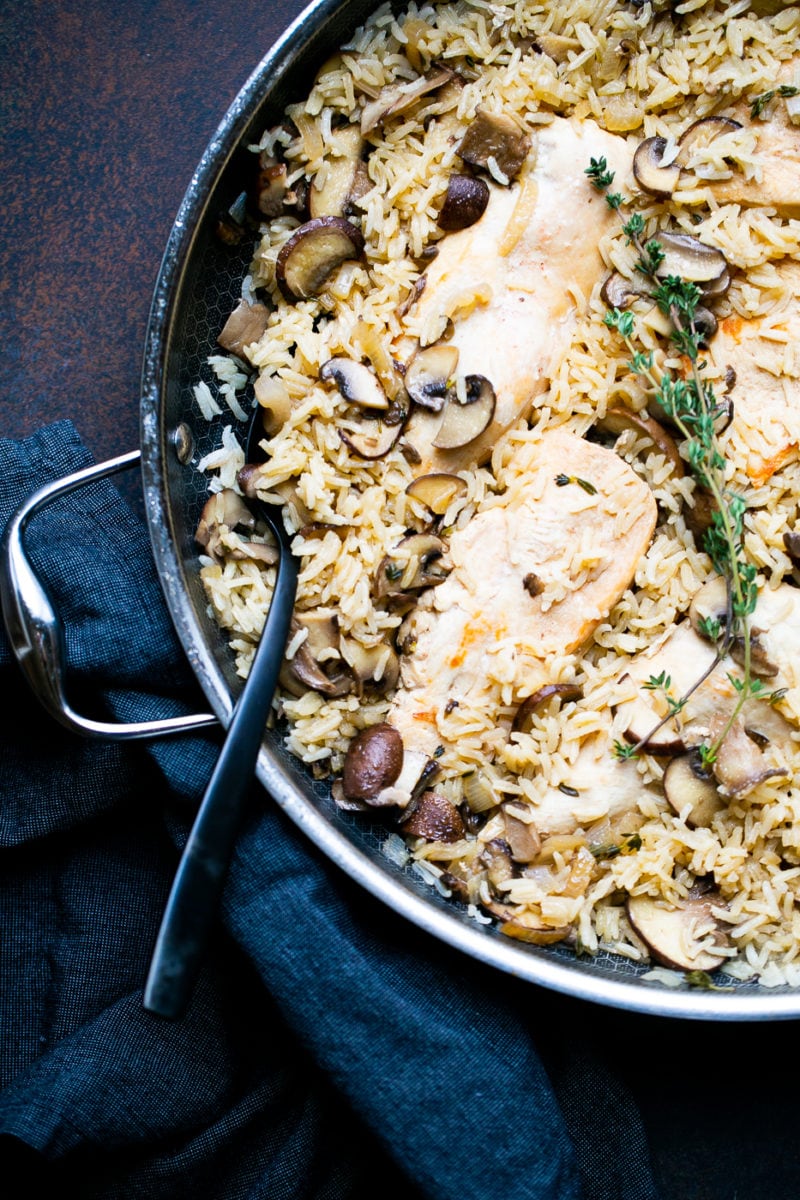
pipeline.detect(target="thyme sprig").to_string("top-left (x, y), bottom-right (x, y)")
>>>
top-left (749, 84), bottom-right (799, 120)
top-left (586, 157), bottom-right (760, 767)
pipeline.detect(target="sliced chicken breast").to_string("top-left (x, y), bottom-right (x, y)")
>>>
top-left (398, 116), bottom-right (632, 475)
top-left (711, 261), bottom-right (800, 485)
top-left (389, 428), bottom-right (657, 757)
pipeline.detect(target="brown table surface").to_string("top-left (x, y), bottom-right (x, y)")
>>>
top-left (1, 0), bottom-right (307, 512)
top-left (4, 6), bottom-right (800, 1197)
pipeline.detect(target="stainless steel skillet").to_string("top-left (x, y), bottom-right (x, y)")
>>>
top-left (6, 0), bottom-right (800, 1020)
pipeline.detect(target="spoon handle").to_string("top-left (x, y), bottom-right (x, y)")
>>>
top-left (143, 529), bottom-right (299, 1018)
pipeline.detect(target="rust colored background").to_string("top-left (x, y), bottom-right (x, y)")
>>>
top-left (1, 0), bottom-right (307, 512)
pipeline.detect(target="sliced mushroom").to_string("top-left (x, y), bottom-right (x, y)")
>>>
top-left (309, 126), bottom-right (370, 219)
top-left (633, 136), bottom-right (681, 197)
top-left (688, 575), bottom-right (729, 642)
top-left (280, 613), bottom-right (353, 698)
top-left (653, 231), bottom-right (728, 291)
top-left (617, 672), bottom-right (686, 756)
top-left (708, 713), bottom-right (787, 799)
top-left (195, 489), bottom-right (278, 566)
top-left (502, 807), bottom-right (541, 863)
top-left (342, 723), bottom-right (404, 802)
top-left (677, 116), bottom-right (743, 163)
top-left (784, 530), bottom-right (800, 566)
top-left (437, 174), bottom-right (490, 231)
top-left (375, 532), bottom-right (450, 598)
top-left (275, 216), bottom-right (365, 301)
top-left (341, 638), bottom-right (400, 693)
top-left (663, 750), bottom-right (726, 828)
top-left (360, 66), bottom-right (453, 135)
top-left (600, 272), bottom-right (650, 310)
top-left (432, 375), bottom-right (495, 450)
top-left (320, 357), bottom-right (389, 411)
top-left (405, 472), bottom-right (468, 515)
top-left (596, 407), bottom-right (684, 476)
top-left (729, 631), bottom-right (778, 679)
top-left (255, 157), bottom-right (288, 218)
top-left (457, 109), bottom-right (531, 181)
top-left (400, 789), bottom-right (465, 842)
top-left (627, 892), bottom-right (729, 972)
top-left (683, 485), bottom-right (718, 539)
top-left (340, 415), bottom-right (404, 459)
top-left (481, 899), bottom-right (571, 945)
top-left (480, 838), bottom-right (514, 891)
top-left (217, 299), bottom-right (270, 363)
top-left (254, 373), bottom-right (293, 436)
top-left (381, 748), bottom-right (438, 809)
top-left (404, 344), bottom-right (459, 412)
top-left (511, 683), bottom-right (583, 734)
top-left (533, 31), bottom-right (581, 63)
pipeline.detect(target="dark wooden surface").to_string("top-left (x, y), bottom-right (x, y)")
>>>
top-left (1, 0), bottom-right (306, 511)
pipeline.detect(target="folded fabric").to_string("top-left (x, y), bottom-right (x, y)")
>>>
top-left (0, 422), bottom-right (664, 1198)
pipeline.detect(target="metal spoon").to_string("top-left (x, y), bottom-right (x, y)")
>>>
top-left (143, 407), bottom-right (298, 1019)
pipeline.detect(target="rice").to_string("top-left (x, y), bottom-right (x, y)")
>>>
top-left (196, 0), bottom-right (800, 985)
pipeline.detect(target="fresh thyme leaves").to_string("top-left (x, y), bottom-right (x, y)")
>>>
top-left (590, 832), bottom-right (642, 859)
top-left (588, 158), bottom-right (761, 767)
top-left (684, 969), bottom-right (734, 992)
top-left (749, 84), bottom-right (800, 120)
top-left (384, 563), bottom-right (404, 581)
top-left (643, 671), bottom-right (685, 718)
top-left (555, 473), bottom-right (598, 495)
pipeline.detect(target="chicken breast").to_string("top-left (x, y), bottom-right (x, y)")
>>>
top-left (398, 116), bottom-right (632, 475)
top-left (710, 61), bottom-right (800, 216)
top-left (711, 261), bottom-right (800, 485)
top-left (389, 428), bottom-right (657, 758)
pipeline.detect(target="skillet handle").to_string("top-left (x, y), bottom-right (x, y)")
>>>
top-left (0, 450), bottom-right (218, 740)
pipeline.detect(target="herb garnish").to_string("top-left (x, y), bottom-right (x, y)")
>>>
top-left (749, 84), bottom-right (800, 120)
top-left (555, 473), bottom-right (598, 495)
top-left (587, 156), bottom-right (762, 768)
top-left (589, 832), bottom-right (642, 859)
top-left (385, 563), bottom-right (404, 581)
top-left (684, 969), bottom-right (734, 992)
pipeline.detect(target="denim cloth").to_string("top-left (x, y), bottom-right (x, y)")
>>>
top-left (0, 422), bottom-right (666, 1198)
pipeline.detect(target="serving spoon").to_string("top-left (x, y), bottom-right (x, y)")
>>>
top-left (144, 406), bottom-right (299, 1019)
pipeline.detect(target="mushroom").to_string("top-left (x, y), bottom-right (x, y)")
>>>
top-left (652, 231), bottom-right (729, 292)
top-left (633, 136), bottom-right (681, 197)
top-left (280, 612), bottom-right (353, 698)
top-left (405, 472), bottom-right (468, 515)
top-left (729, 632), bottom-right (778, 679)
top-left (457, 109), bottom-right (531, 181)
top-left (480, 838), bottom-right (515, 891)
top-left (784, 529), bottom-right (800, 566)
top-left (217, 299), bottom-right (270, 363)
top-left (600, 272), bottom-right (650, 309)
top-left (683, 484), bottom-right (718, 539)
top-left (342, 723), bottom-right (404, 802)
top-left (627, 892), bottom-right (729, 972)
top-left (432, 375), bottom-right (495, 449)
top-left (400, 789), bottom-right (465, 842)
top-left (677, 116), bottom-right (743, 163)
top-left (340, 414), bottom-right (405, 459)
top-left (404, 344), bottom-right (459, 412)
top-left (688, 575), bottom-right (729, 642)
top-left (309, 126), bottom-right (371, 219)
top-left (194, 489), bottom-right (278, 566)
top-left (596, 407), bottom-right (684, 476)
top-left (533, 31), bottom-right (582, 63)
top-left (481, 899), bottom-right (571, 945)
top-left (437, 174), bottom-right (490, 231)
top-left (616, 672), bottom-right (687, 757)
top-left (502, 807), bottom-right (541, 863)
top-left (341, 638), bottom-right (400, 693)
top-left (275, 216), bottom-right (365, 301)
top-left (511, 683), bottom-right (583, 735)
top-left (255, 158), bottom-right (289, 218)
top-left (708, 713), bottom-right (787, 799)
top-left (320, 357), bottom-right (389, 411)
top-left (375, 532), bottom-right (450, 598)
top-left (663, 750), bottom-right (726, 828)
top-left (360, 66), bottom-right (453, 135)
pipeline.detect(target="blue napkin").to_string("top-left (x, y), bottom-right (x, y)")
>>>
top-left (0, 422), bottom-right (661, 1198)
